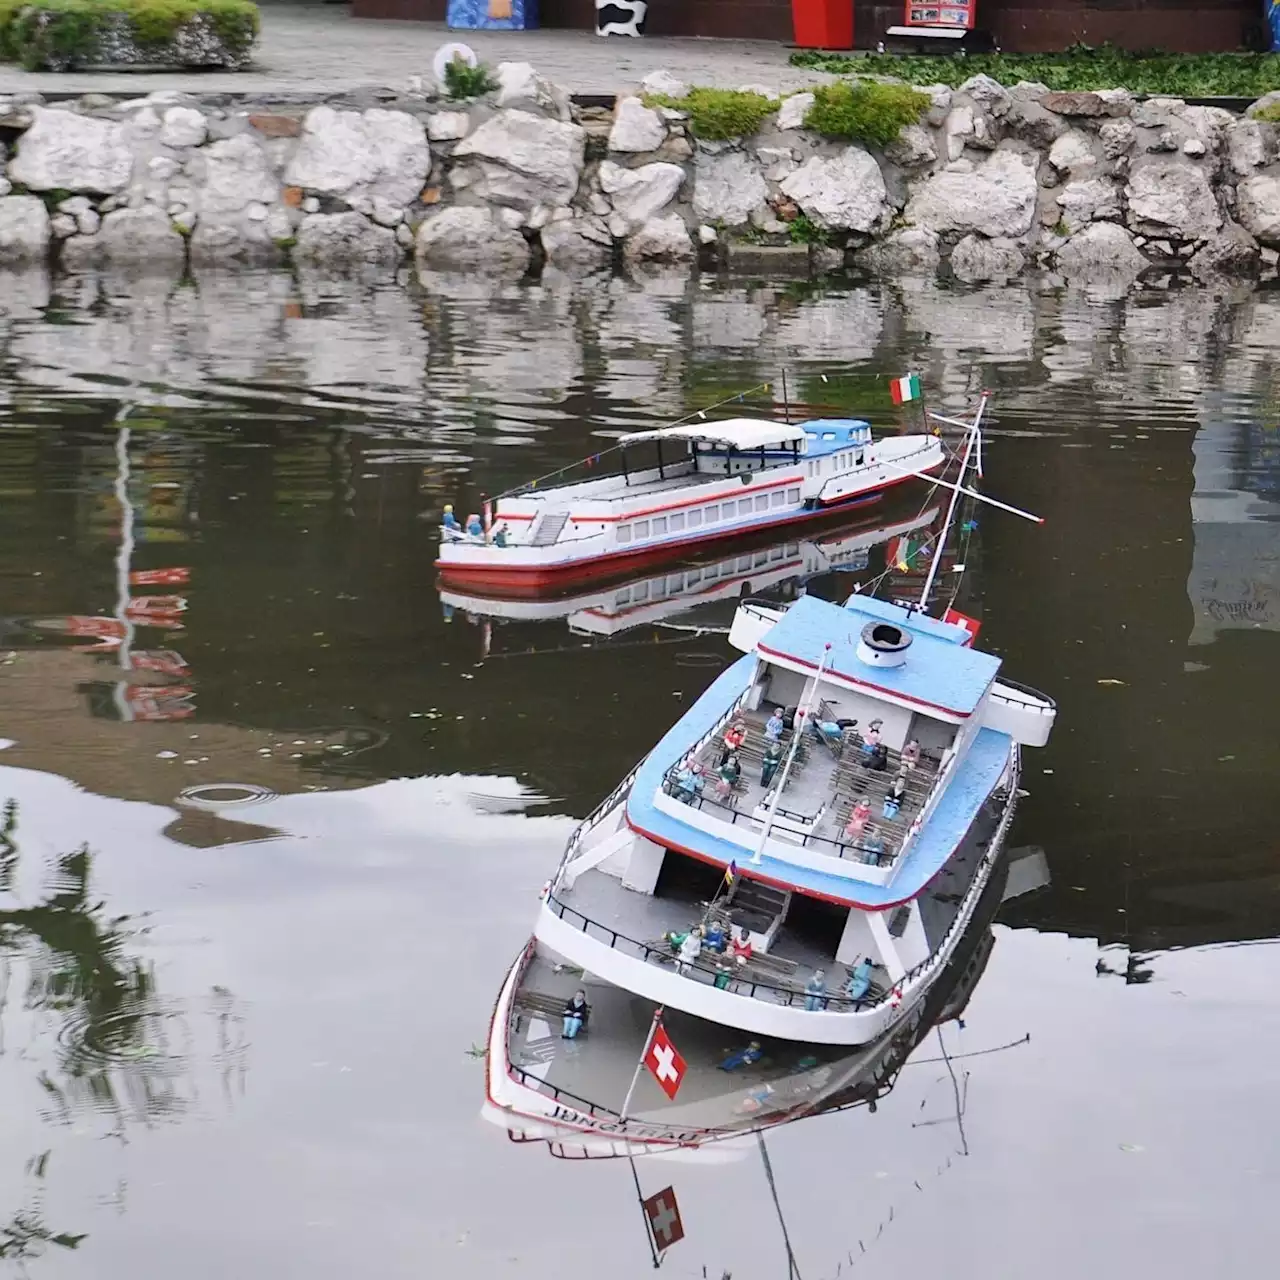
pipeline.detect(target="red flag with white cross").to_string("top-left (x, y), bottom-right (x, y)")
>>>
top-left (643, 1021), bottom-right (686, 1101)
top-left (642, 1186), bottom-right (685, 1253)
top-left (942, 607), bottom-right (981, 646)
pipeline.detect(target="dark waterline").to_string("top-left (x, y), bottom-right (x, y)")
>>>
top-left (0, 267), bottom-right (1277, 1278)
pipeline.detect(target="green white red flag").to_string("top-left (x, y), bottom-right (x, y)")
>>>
top-left (890, 373), bottom-right (921, 405)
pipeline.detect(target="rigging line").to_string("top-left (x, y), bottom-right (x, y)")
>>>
top-left (936, 1026), bottom-right (970, 1158)
top-left (901, 1032), bottom-right (1031, 1066)
top-left (757, 1131), bottom-right (803, 1280)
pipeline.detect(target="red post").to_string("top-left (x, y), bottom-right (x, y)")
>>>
top-left (791, 0), bottom-right (853, 49)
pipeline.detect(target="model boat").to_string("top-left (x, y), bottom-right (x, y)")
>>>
top-left (482, 391), bottom-right (1054, 1157)
top-left (437, 411), bottom-right (945, 588)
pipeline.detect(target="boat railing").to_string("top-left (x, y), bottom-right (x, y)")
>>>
top-left (661, 764), bottom-right (897, 868)
top-left (553, 754), bottom-right (649, 879)
top-left (990, 677), bottom-right (1057, 712)
top-left (543, 891), bottom-right (876, 1014)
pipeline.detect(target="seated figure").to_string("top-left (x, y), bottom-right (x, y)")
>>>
top-left (465, 513), bottom-right (483, 537)
top-left (860, 825), bottom-right (886, 865)
top-left (901, 738), bottom-right (922, 768)
top-left (760, 739), bottom-right (784, 788)
top-left (442, 504), bottom-right (459, 530)
top-left (764, 708), bottom-right (785, 742)
top-left (719, 1040), bottom-right (763, 1071)
top-left (715, 753), bottom-right (741, 799)
top-left (845, 957), bottom-right (875, 1002)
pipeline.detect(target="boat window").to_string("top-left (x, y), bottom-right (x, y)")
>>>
top-left (738, 498), bottom-right (753, 517)
top-left (652, 515), bottom-right (668, 535)
top-left (634, 582), bottom-right (649, 601)
top-left (617, 524), bottom-right (632, 543)
top-left (635, 519), bottom-right (650, 539)
top-left (787, 487), bottom-right (800, 503)
top-left (770, 491), bottom-right (785, 508)
top-left (688, 508), bottom-right (702, 527)
top-left (856, 452), bottom-right (864, 466)
top-left (737, 556), bottom-right (752, 571)
top-left (822, 432), bottom-right (836, 441)
top-left (770, 546), bottom-right (785, 561)
top-left (670, 511), bottom-right (685, 531)
top-left (754, 494), bottom-right (769, 512)
top-left (616, 587), bottom-right (631, 604)
top-left (687, 569), bottom-right (701, 585)
top-left (668, 577), bottom-right (683, 593)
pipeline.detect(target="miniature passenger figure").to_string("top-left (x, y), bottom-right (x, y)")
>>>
top-left (716, 753), bottom-right (741, 799)
top-left (901, 738), bottom-right (922, 769)
top-left (845, 957), bottom-right (875, 1002)
top-left (860, 718), bottom-right (884, 758)
top-left (805, 969), bottom-right (828, 1012)
top-left (731, 926), bottom-right (754, 964)
top-left (678, 926), bottom-right (703, 973)
top-left (719, 1040), bottom-right (763, 1071)
top-left (442, 503), bottom-right (459, 531)
top-left (465, 512), bottom-right (483, 537)
top-left (760, 739), bottom-right (784, 788)
top-left (861, 825), bottom-right (886, 866)
top-left (844, 796), bottom-right (872, 841)
top-left (704, 922), bottom-right (727, 952)
top-left (674, 762), bottom-right (703, 804)
top-left (883, 770), bottom-right (908, 820)
top-left (765, 707), bottom-right (785, 742)
top-left (493, 523), bottom-right (510, 548)
top-left (562, 989), bottom-right (590, 1039)
top-left (720, 720), bottom-right (746, 766)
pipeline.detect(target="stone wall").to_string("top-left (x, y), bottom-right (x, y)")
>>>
top-left (2, 67), bottom-right (1279, 284)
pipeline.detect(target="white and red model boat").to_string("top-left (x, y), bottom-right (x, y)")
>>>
top-left (437, 414), bottom-right (945, 588)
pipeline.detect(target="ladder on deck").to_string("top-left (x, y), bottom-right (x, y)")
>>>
top-left (530, 511), bottom-right (568, 546)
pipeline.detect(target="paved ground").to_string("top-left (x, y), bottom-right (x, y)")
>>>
top-left (0, 5), bottom-right (841, 98)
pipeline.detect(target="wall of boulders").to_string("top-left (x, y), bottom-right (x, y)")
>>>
top-left (2, 65), bottom-right (1280, 283)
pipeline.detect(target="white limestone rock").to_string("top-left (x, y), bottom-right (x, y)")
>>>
top-left (958, 73), bottom-right (1011, 118)
top-left (609, 96), bottom-right (666, 153)
top-left (62, 206), bottom-right (185, 268)
top-left (942, 105), bottom-right (975, 161)
top-left (1048, 129), bottom-right (1098, 176)
top-left (1226, 119), bottom-right (1275, 176)
top-left (624, 212), bottom-right (694, 264)
top-left (777, 92), bottom-right (814, 132)
top-left (1236, 173), bottom-right (1280, 246)
top-left (1055, 177), bottom-right (1122, 231)
top-left (427, 111), bottom-right (471, 142)
top-left (189, 221), bottom-right (279, 265)
top-left (189, 134), bottom-right (278, 220)
top-left (541, 215), bottom-right (612, 270)
top-left (640, 70), bottom-right (688, 100)
top-left (161, 107), bottom-right (208, 149)
top-left (294, 212), bottom-right (401, 265)
top-left (1246, 90), bottom-right (1280, 119)
top-left (0, 196), bottom-right (49, 263)
top-left (8, 107), bottom-right (132, 194)
top-left (50, 213), bottom-right (77, 239)
top-left (496, 62), bottom-right (570, 121)
top-left (779, 147), bottom-right (887, 233)
top-left (1125, 156), bottom-right (1222, 241)
top-left (692, 151), bottom-right (768, 228)
top-left (905, 148), bottom-right (1038, 239)
top-left (452, 109), bottom-right (586, 211)
top-left (286, 106), bottom-right (431, 209)
top-left (756, 145), bottom-right (797, 181)
top-left (1188, 221), bottom-right (1261, 279)
top-left (1053, 221), bottom-right (1147, 276)
top-left (854, 225), bottom-right (940, 274)
top-left (414, 205), bottom-right (531, 270)
top-left (1099, 118), bottom-right (1136, 160)
top-left (950, 233), bottom-right (1025, 282)
top-left (884, 124), bottom-right (937, 171)
top-left (76, 209), bottom-right (100, 236)
top-left (598, 159), bottom-right (684, 236)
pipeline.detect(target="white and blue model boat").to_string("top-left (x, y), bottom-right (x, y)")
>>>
top-left (483, 392), bottom-right (1056, 1157)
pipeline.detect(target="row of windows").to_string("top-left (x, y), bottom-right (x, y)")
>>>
top-left (805, 451), bottom-right (864, 478)
top-left (615, 487), bottom-right (802, 544)
top-left (614, 544), bottom-right (801, 604)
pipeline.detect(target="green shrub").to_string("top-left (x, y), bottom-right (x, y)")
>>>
top-left (791, 45), bottom-right (1280, 98)
top-left (1255, 101), bottom-right (1280, 123)
top-left (443, 55), bottom-right (497, 100)
top-left (644, 87), bottom-right (776, 141)
top-left (0, 0), bottom-right (258, 68)
top-left (804, 80), bottom-right (930, 147)
top-left (788, 212), bottom-right (829, 246)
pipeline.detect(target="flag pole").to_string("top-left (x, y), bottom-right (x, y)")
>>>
top-left (622, 1007), bottom-right (665, 1270)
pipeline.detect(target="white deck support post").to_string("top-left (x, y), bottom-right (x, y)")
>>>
top-left (749, 644), bottom-right (832, 866)
top-left (866, 909), bottom-right (906, 982)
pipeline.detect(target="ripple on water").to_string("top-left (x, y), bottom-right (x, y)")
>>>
top-left (176, 783), bottom-right (277, 811)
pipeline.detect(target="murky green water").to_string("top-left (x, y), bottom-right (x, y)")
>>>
top-left (1, 266), bottom-right (1278, 1277)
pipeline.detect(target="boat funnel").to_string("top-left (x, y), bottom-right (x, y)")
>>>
top-left (856, 621), bottom-right (912, 669)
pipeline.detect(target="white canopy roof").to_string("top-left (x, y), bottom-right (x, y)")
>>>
top-left (617, 418), bottom-right (809, 451)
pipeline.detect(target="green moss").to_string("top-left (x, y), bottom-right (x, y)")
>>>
top-left (0, 0), bottom-right (259, 69)
top-left (791, 45), bottom-right (1280, 98)
top-left (643, 87), bottom-right (776, 141)
top-left (804, 80), bottom-right (930, 147)
top-left (1255, 101), bottom-right (1280, 123)
top-left (443, 56), bottom-right (497, 100)
top-left (787, 212), bottom-right (829, 246)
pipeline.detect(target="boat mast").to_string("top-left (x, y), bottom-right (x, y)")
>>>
top-left (749, 643), bottom-right (832, 866)
top-left (913, 394), bottom-right (988, 618)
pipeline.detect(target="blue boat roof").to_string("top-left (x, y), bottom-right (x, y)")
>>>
top-left (625, 655), bottom-right (1013, 909)
top-left (757, 594), bottom-right (1000, 719)
top-left (802, 418), bottom-right (872, 458)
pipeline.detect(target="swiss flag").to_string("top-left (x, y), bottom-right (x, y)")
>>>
top-left (644, 1022), bottom-right (687, 1101)
top-left (642, 1186), bottom-right (685, 1252)
top-left (942, 607), bottom-right (981, 646)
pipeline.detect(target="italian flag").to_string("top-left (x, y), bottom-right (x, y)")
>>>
top-left (889, 373), bottom-right (921, 405)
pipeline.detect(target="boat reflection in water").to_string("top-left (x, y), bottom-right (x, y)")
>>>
top-left (483, 838), bottom-right (1047, 1162)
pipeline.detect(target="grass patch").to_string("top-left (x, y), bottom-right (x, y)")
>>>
top-left (443, 55), bottom-right (498, 100)
top-left (787, 212), bottom-right (829, 246)
top-left (1, 0), bottom-right (258, 69)
top-left (643, 87), bottom-right (776, 140)
top-left (804, 80), bottom-right (930, 146)
top-left (1256, 101), bottom-right (1280, 122)
top-left (790, 45), bottom-right (1280, 98)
